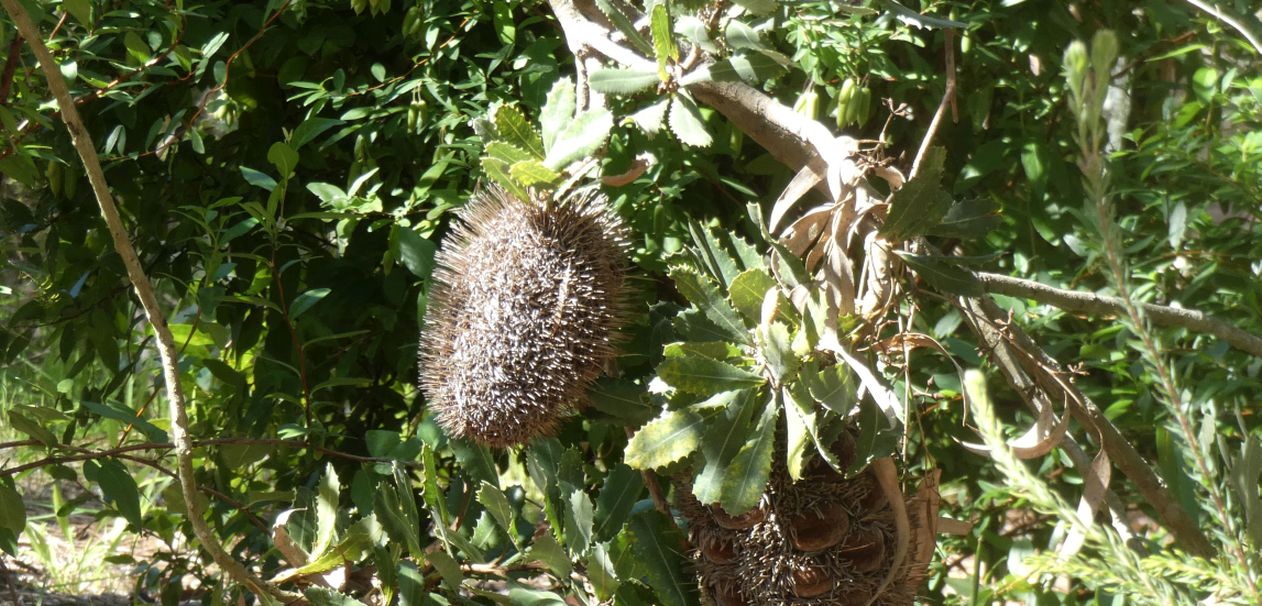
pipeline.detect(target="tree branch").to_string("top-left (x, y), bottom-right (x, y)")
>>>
top-left (0, 1), bottom-right (297, 600)
top-left (956, 295), bottom-right (1215, 557)
top-left (977, 272), bottom-right (1262, 357)
top-left (1181, 0), bottom-right (1262, 56)
top-left (0, 34), bottom-right (21, 106)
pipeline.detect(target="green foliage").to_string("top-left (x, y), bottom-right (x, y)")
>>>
top-left (1, 0), bottom-right (1260, 603)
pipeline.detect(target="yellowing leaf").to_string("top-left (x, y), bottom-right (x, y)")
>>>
top-left (625, 408), bottom-right (708, 469)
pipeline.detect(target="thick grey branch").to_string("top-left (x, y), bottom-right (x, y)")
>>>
top-left (978, 272), bottom-right (1262, 357)
top-left (0, 1), bottom-right (297, 600)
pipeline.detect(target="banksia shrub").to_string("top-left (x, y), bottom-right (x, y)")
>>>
top-left (679, 433), bottom-right (928, 606)
top-left (418, 186), bottom-right (630, 447)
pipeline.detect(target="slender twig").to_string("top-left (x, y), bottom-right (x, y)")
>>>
top-left (976, 272), bottom-right (1262, 357)
top-left (0, 5), bottom-right (296, 599)
top-left (270, 253), bottom-right (314, 428)
top-left (1181, 0), bottom-right (1262, 56)
top-left (911, 29), bottom-right (956, 179)
top-left (0, 437), bottom-right (416, 477)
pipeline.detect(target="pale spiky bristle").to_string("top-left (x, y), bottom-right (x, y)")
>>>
top-left (418, 186), bottom-right (630, 447)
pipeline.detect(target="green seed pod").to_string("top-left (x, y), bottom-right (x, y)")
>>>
top-left (419, 187), bottom-right (631, 447)
top-left (836, 77), bottom-right (857, 128)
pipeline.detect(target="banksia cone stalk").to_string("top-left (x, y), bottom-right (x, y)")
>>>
top-left (419, 186), bottom-right (630, 447)
top-left (679, 432), bottom-right (929, 606)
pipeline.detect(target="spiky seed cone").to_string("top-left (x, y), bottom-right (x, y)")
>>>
top-left (418, 186), bottom-right (630, 447)
top-left (678, 432), bottom-right (929, 606)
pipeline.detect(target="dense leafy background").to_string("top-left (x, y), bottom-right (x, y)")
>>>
top-left (1, 0), bottom-right (1260, 604)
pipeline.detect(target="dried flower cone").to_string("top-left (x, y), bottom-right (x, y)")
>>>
top-left (680, 437), bottom-right (933, 606)
top-left (418, 186), bottom-right (630, 447)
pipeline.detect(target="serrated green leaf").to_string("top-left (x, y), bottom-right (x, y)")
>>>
top-left (895, 252), bottom-right (985, 296)
top-left (374, 472), bottom-right (423, 559)
top-left (542, 108), bottom-right (614, 171)
top-left (588, 379), bottom-right (654, 425)
top-left (758, 322), bottom-right (798, 383)
top-left (729, 269), bottom-right (777, 324)
top-left (587, 542), bottom-right (621, 599)
top-left (687, 222), bottom-right (742, 289)
top-left (589, 67), bottom-right (661, 94)
top-left (594, 463), bottom-right (644, 540)
top-left (480, 156), bottom-right (529, 200)
top-left (692, 389), bottom-right (758, 504)
top-left (485, 141), bottom-right (536, 165)
top-left (627, 511), bottom-right (694, 606)
top-left (662, 340), bottom-right (741, 360)
top-left (510, 159), bottom-right (562, 187)
top-left (928, 197), bottom-right (1002, 238)
top-left (672, 309), bottom-right (736, 342)
top-left (527, 530), bottom-right (572, 578)
top-left (803, 363), bottom-right (857, 417)
top-left (428, 548), bottom-right (464, 591)
top-left (650, 4), bottom-right (678, 80)
top-left (304, 587), bottom-right (369, 606)
top-left (669, 265), bottom-right (747, 342)
top-left (397, 562), bottom-right (425, 606)
top-left (668, 94), bottom-right (712, 148)
top-left (632, 98), bottom-right (670, 134)
top-left (540, 78), bottom-right (576, 152)
top-left (720, 397), bottom-right (779, 514)
top-left (657, 354), bottom-right (765, 395)
top-left (478, 482), bottom-right (516, 542)
top-left (881, 146), bottom-right (952, 241)
top-left (565, 489), bottom-right (595, 556)
top-left (783, 388), bottom-right (816, 481)
top-left (850, 399), bottom-right (898, 474)
top-left (625, 408), bottom-right (708, 469)
top-left (422, 444), bottom-right (483, 558)
top-left (594, 0), bottom-right (654, 55)
top-left (493, 105), bottom-right (544, 157)
top-left (312, 464), bottom-right (340, 557)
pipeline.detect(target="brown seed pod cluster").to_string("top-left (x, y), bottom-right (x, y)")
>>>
top-left (418, 186), bottom-right (630, 447)
top-left (678, 432), bottom-right (926, 606)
